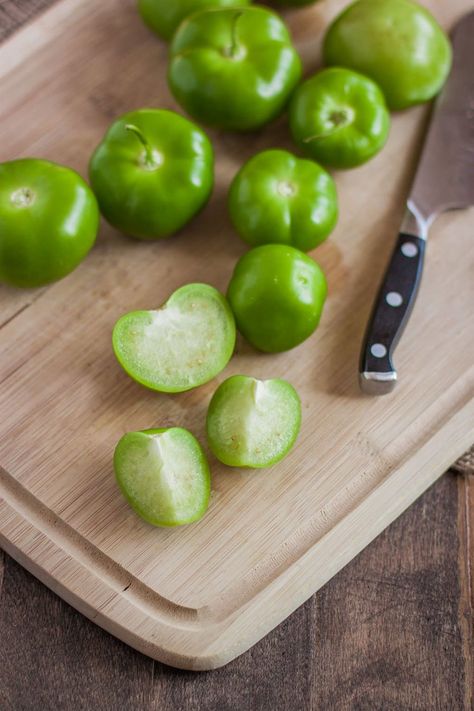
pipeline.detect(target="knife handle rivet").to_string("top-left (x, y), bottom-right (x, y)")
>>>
top-left (370, 343), bottom-right (387, 358)
top-left (386, 291), bottom-right (403, 307)
top-left (401, 242), bottom-right (418, 258)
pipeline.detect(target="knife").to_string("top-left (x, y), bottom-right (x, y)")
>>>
top-left (359, 10), bottom-right (474, 395)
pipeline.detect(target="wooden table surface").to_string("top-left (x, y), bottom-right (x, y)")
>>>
top-left (0, 2), bottom-right (473, 708)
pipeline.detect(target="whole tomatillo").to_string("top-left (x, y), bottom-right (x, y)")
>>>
top-left (89, 109), bottom-right (214, 240)
top-left (323, 0), bottom-right (452, 110)
top-left (227, 244), bottom-right (327, 352)
top-left (168, 6), bottom-right (302, 131)
top-left (138, 0), bottom-right (251, 41)
top-left (0, 158), bottom-right (99, 288)
top-left (289, 67), bottom-right (390, 169)
top-left (229, 149), bottom-right (338, 250)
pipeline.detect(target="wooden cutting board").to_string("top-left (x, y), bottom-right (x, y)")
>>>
top-left (0, 0), bottom-right (472, 671)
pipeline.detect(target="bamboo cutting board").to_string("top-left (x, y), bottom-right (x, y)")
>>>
top-left (0, 0), bottom-right (473, 671)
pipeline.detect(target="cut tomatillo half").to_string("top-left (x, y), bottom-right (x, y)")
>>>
top-left (114, 427), bottom-right (211, 527)
top-left (206, 375), bottom-right (302, 468)
top-left (113, 283), bottom-right (236, 392)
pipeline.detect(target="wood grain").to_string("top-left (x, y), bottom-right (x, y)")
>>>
top-left (0, 0), bottom-right (474, 669)
top-left (0, 0), bottom-right (467, 684)
top-left (1, 473), bottom-right (471, 710)
top-left (0, 0), bottom-right (54, 39)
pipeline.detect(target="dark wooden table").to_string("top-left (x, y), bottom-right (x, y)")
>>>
top-left (0, 2), bottom-right (473, 709)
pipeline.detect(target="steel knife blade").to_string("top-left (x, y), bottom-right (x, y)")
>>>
top-left (359, 10), bottom-right (474, 395)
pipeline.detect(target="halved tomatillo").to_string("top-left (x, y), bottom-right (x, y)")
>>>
top-left (114, 427), bottom-right (211, 526)
top-left (113, 283), bottom-right (236, 392)
top-left (206, 375), bottom-right (302, 468)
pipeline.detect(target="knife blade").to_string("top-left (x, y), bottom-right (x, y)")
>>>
top-left (359, 10), bottom-right (474, 395)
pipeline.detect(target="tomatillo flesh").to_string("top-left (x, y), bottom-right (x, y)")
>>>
top-left (206, 375), bottom-right (302, 468)
top-left (89, 109), bottom-right (214, 240)
top-left (114, 427), bottom-right (211, 527)
top-left (0, 158), bottom-right (99, 288)
top-left (289, 67), bottom-right (390, 169)
top-left (229, 148), bottom-right (338, 251)
top-left (168, 6), bottom-right (302, 131)
top-left (113, 283), bottom-right (236, 392)
top-left (227, 244), bottom-right (327, 352)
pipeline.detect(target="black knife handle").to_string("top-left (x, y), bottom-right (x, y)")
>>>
top-left (359, 232), bottom-right (426, 395)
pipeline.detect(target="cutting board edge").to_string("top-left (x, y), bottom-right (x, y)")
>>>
top-left (1, 396), bottom-right (471, 671)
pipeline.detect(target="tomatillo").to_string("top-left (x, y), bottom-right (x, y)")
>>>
top-left (229, 149), bottom-right (338, 250)
top-left (138, 0), bottom-right (251, 41)
top-left (272, 0), bottom-right (319, 5)
top-left (113, 283), bottom-right (236, 392)
top-left (0, 159), bottom-right (99, 288)
top-left (323, 0), bottom-right (452, 110)
top-left (227, 244), bottom-right (327, 352)
top-left (289, 67), bottom-right (390, 169)
top-left (168, 6), bottom-right (302, 131)
top-left (206, 375), bottom-right (302, 468)
top-left (89, 109), bottom-right (213, 240)
top-left (114, 427), bottom-right (211, 527)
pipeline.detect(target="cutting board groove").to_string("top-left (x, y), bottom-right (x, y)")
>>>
top-left (0, 0), bottom-right (473, 670)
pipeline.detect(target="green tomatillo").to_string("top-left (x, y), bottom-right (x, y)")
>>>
top-left (114, 427), bottom-right (211, 527)
top-left (89, 109), bottom-right (214, 240)
top-left (206, 375), bottom-right (302, 468)
top-left (272, 0), bottom-right (320, 5)
top-left (0, 159), bottom-right (99, 288)
top-left (227, 244), bottom-right (327, 352)
top-left (138, 0), bottom-right (251, 41)
top-left (289, 67), bottom-right (390, 169)
top-left (168, 6), bottom-right (302, 131)
top-left (323, 0), bottom-right (452, 110)
top-left (113, 283), bottom-right (236, 392)
top-left (229, 149), bottom-right (338, 250)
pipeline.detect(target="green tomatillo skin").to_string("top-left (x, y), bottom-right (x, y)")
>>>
top-left (113, 283), bottom-right (236, 392)
top-left (206, 375), bottom-right (302, 468)
top-left (89, 109), bottom-right (214, 240)
top-left (114, 427), bottom-right (211, 527)
top-left (272, 0), bottom-right (320, 6)
top-left (0, 159), bottom-right (99, 288)
top-left (289, 67), bottom-right (390, 169)
top-left (227, 244), bottom-right (327, 352)
top-left (168, 6), bottom-right (302, 131)
top-left (138, 0), bottom-right (251, 41)
top-left (229, 149), bottom-right (338, 251)
top-left (323, 0), bottom-right (452, 110)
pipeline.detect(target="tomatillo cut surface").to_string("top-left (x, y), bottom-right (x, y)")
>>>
top-left (138, 0), bottom-right (251, 41)
top-left (289, 67), bottom-right (390, 169)
top-left (207, 375), bottom-right (302, 468)
top-left (229, 149), bottom-right (338, 251)
top-left (89, 109), bottom-right (213, 240)
top-left (168, 6), bottom-right (302, 131)
top-left (323, 0), bottom-right (452, 110)
top-left (113, 283), bottom-right (236, 392)
top-left (0, 159), bottom-right (99, 288)
top-left (114, 427), bottom-right (211, 526)
top-left (227, 244), bottom-right (327, 352)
